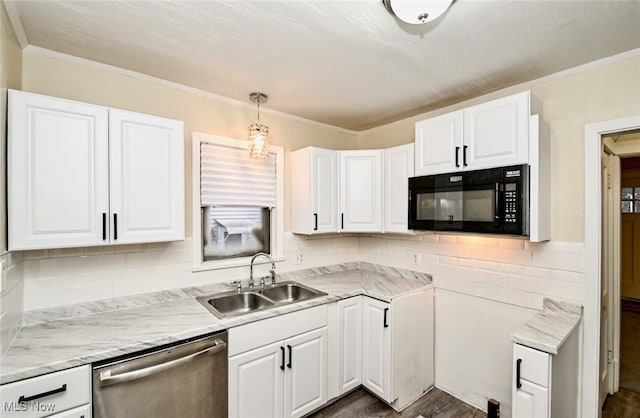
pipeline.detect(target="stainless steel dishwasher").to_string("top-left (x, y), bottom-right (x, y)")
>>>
top-left (92, 331), bottom-right (227, 418)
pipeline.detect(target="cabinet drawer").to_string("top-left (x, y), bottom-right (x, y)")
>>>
top-left (49, 404), bottom-right (91, 418)
top-left (0, 366), bottom-right (91, 418)
top-left (515, 344), bottom-right (550, 388)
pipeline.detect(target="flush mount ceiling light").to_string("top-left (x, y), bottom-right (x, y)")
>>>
top-left (382, 0), bottom-right (454, 24)
top-left (248, 92), bottom-right (269, 159)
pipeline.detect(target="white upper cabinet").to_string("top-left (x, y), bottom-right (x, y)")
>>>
top-left (463, 91), bottom-right (530, 170)
top-left (415, 111), bottom-right (462, 176)
top-left (8, 91), bottom-right (110, 250)
top-left (8, 90), bottom-right (185, 250)
top-left (108, 109), bottom-right (184, 244)
top-left (339, 150), bottom-right (383, 232)
top-left (291, 147), bottom-right (338, 234)
top-left (383, 143), bottom-right (414, 233)
top-left (415, 91), bottom-right (530, 175)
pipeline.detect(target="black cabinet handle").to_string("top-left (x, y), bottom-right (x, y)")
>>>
top-left (455, 146), bottom-right (460, 167)
top-left (280, 346), bottom-right (285, 371)
top-left (287, 345), bottom-right (292, 369)
top-left (113, 213), bottom-right (118, 240)
top-left (516, 358), bottom-right (522, 389)
top-left (18, 384), bottom-right (67, 403)
top-left (463, 145), bottom-right (468, 167)
top-left (383, 308), bottom-right (389, 328)
top-left (313, 213), bottom-right (318, 231)
top-left (102, 213), bottom-right (107, 240)
top-left (341, 213), bottom-right (344, 230)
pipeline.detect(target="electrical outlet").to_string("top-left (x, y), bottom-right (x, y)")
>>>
top-left (292, 252), bottom-right (304, 265)
top-left (412, 253), bottom-right (422, 265)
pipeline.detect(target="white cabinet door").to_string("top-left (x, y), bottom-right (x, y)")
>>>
top-left (228, 341), bottom-right (284, 418)
top-left (312, 148), bottom-right (339, 233)
top-left (463, 91), bottom-right (529, 171)
top-left (337, 297), bottom-right (363, 395)
top-left (290, 147), bottom-right (338, 234)
top-left (8, 90), bottom-right (110, 250)
top-left (339, 150), bottom-right (383, 232)
top-left (414, 110), bottom-right (463, 176)
top-left (284, 327), bottom-right (328, 418)
top-left (108, 109), bottom-right (184, 244)
top-left (384, 143), bottom-right (414, 233)
top-left (514, 380), bottom-right (550, 418)
top-left (362, 297), bottom-right (392, 403)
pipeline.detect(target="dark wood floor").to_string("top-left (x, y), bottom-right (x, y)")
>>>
top-left (308, 388), bottom-right (486, 418)
top-left (602, 300), bottom-right (640, 417)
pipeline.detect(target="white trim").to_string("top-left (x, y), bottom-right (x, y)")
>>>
top-left (22, 46), bottom-right (360, 136)
top-left (2, 0), bottom-right (28, 49)
top-left (191, 132), bottom-right (284, 272)
top-left (584, 115), bottom-right (640, 418)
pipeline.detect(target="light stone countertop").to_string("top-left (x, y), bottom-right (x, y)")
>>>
top-left (511, 298), bottom-right (582, 355)
top-left (0, 262), bottom-right (431, 385)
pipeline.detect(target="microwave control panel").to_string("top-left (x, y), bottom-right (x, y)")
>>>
top-left (504, 183), bottom-right (518, 223)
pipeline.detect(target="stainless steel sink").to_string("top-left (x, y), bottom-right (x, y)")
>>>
top-left (197, 281), bottom-right (327, 319)
top-left (258, 281), bottom-right (323, 303)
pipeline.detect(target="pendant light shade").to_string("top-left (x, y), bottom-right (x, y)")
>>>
top-left (248, 92), bottom-right (269, 159)
top-left (383, 0), bottom-right (453, 24)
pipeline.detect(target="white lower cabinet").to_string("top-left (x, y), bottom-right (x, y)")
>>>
top-left (0, 365), bottom-right (91, 418)
top-left (512, 331), bottom-right (580, 418)
top-left (336, 296), bottom-right (363, 395)
top-left (334, 289), bottom-right (434, 412)
top-left (362, 297), bottom-right (392, 402)
top-left (228, 305), bottom-right (328, 418)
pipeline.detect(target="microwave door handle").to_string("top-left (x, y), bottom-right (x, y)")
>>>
top-left (495, 183), bottom-right (502, 224)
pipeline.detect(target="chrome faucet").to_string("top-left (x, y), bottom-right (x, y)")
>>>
top-left (250, 252), bottom-right (276, 286)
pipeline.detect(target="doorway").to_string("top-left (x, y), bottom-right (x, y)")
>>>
top-left (600, 133), bottom-right (640, 417)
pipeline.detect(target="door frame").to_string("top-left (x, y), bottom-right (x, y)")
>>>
top-left (584, 115), bottom-right (640, 417)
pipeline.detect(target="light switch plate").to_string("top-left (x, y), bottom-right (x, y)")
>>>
top-left (0, 261), bottom-right (4, 293)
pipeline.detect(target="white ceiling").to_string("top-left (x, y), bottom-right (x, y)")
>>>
top-left (5, 0), bottom-right (640, 131)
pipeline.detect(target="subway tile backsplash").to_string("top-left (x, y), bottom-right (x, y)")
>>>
top-left (6, 231), bottom-right (584, 322)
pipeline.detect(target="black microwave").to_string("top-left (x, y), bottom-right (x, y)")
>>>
top-left (408, 164), bottom-right (529, 236)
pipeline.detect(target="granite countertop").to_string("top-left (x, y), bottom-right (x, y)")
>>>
top-left (0, 262), bottom-right (431, 385)
top-left (511, 298), bottom-right (582, 355)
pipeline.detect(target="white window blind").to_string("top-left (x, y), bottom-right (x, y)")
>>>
top-left (201, 143), bottom-right (276, 207)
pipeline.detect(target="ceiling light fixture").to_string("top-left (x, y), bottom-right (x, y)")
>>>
top-left (382, 0), bottom-right (453, 24)
top-left (248, 92), bottom-right (269, 159)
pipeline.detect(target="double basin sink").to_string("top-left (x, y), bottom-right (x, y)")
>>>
top-left (197, 281), bottom-right (328, 319)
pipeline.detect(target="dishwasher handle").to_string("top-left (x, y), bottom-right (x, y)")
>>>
top-left (99, 339), bottom-right (226, 387)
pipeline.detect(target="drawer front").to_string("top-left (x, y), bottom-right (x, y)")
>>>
top-left (0, 366), bottom-right (91, 418)
top-left (515, 344), bottom-right (550, 388)
top-left (229, 305), bottom-right (328, 356)
top-left (49, 404), bottom-right (91, 418)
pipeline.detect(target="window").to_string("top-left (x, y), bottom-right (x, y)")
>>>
top-left (621, 187), bottom-right (640, 213)
top-left (192, 133), bottom-right (283, 270)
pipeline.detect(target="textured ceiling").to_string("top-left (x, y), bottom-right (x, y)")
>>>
top-left (5, 0), bottom-right (640, 130)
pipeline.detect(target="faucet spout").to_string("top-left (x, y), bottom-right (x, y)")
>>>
top-left (250, 252), bottom-right (276, 284)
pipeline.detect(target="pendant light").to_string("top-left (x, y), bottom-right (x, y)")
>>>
top-left (382, 0), bottom-right (453, 24)
top-left (248, 92), bottom-right (269, 159)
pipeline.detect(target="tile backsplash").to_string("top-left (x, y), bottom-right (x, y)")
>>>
top-left (9, 231), bottom-right (583, 318)
top-left (0, 251), bottom-right (24, 355)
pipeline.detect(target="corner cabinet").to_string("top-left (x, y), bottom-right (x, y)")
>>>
top-left (339, 150), bottom-right (383, 232)
top-left (415, 91), bottom-right (530, 176)
top-left (291, 146), bottom-right (411, 235)
top-left (8, 90), bottom-right (184, 250)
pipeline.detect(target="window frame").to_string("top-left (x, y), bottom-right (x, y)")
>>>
top-left (191, 132), bottom-right (284, 271)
